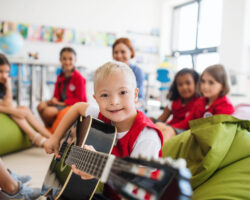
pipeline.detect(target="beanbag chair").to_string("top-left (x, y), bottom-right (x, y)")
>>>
top-left (162, 114), bottom-right (250, 200)
top-left (0, 113), bottom-right (31, 155)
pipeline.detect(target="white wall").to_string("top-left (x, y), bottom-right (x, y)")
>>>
top-left (0, 0), bottom-right (162, 69)
top-left (219, 0), bottom-right (250, 99)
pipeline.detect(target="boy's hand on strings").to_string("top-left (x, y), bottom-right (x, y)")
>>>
top-left (44, 136), bottom-right (60, 158)
top-left (72, 145), bottom-right (96, 180)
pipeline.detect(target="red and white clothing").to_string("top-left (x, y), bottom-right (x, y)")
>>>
top-left (167, 96), bottom-right (198, 125)
top-left (86, 106), bottom-right (163, 159)
top-left (53, 69), bottom-right (87, 105)
top-left (172, 96), bottom-right (234, 130)
top-left (86, 106), bottom-right (163, 200)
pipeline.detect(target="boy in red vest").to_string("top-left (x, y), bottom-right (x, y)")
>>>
top-left (44, 61), bottom-right (163, 199)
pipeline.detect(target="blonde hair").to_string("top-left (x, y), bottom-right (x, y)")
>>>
top-left (94, 61), bottom-right (136, 92)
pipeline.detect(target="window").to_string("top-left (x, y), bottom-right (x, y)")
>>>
top-left (171, 0), bottom-right (223, 72)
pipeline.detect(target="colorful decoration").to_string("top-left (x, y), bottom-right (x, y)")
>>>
top-left (17, 24), bottom-right (29, 39)
top-left (63, 29), bottom-right (75, 43)
top-left (52, 28), bottom-right (64, 42)
top-left (76, 31), bottom-right (86, 45)
top-left (0, 20), bottom-right (117, 48)
top-left (41, 26), bottom-right (53, 42)
top-left (28, 25), bottom-right (41, 41)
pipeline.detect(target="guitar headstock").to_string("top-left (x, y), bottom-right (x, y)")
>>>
top-left (108, 156), bottom-right (192, 200)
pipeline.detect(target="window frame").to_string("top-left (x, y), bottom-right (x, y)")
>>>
top-left (171, 0), bottom-right (219, 69)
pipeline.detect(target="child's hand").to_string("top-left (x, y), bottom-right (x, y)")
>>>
top-left (47, 97), bottom-right (58, 106)
top-left (72, 145), bottom-right (96, 180)
top-left (50, 97), bottom-right (60, 106)
top-left (44, 136), bottom-right (60, 158)
top-left (5, 77), bottom-right (12, 89)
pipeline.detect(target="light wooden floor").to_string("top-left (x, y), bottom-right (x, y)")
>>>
top-left (2, 147), bottom-right (53, 194)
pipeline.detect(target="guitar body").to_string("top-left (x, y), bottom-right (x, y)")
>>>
top-left (41, 116), bottom-right (117, 200)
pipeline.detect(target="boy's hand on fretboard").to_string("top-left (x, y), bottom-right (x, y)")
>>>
top-left (71, 145), bottom-right (96, 180)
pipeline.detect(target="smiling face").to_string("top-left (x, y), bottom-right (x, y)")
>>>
top-left (200, 72), bottom-right (223, 103)
top-left (176, 73), bottom-right (196, 100)
top-left (112, 43), bottom-right (132, 65)
top-left (60, 51), bottom-right (76, 73)
top-left (0, 64), bottom-right (10, 84)
top-left (94, 70), bottom-right (138, 131)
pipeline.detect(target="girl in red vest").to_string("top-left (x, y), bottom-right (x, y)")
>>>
top-left (37, 47), bottom-right (87, 127)
top-left (159, 64), bottom-right (234, 141)
top-left (44, 61), bottom-right (163, 199)
top-left (151, 68), bottom-right (199, 140)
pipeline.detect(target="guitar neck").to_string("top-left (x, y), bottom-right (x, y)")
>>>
top-left (65, 145), bottom-right (131, 181)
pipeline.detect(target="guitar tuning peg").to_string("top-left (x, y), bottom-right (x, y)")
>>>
top-left (159, 157), bottom-right (165, 165)
top-left (164, 157), bottom-right (174, 165)
top-left (150, 156), bottom-right (159, 162)
top-left (174, 158), bottom-right (187, 169)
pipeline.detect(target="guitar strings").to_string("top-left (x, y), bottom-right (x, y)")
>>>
top-left (66, 145), bottom-right (151, 181)
top-left (66, 146), bottom-right (108, 178)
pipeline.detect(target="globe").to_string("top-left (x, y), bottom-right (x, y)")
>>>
top-left (0, 32), bottom-right (24, 55)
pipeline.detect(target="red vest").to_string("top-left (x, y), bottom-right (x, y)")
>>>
top-left (168, 96), bottom-right (198, 125)
top-left (172, 96), bottom-right (234, 130)
top-left (98, 110), bottom-right (163, 200)
top-left (53, 69), bottom-right (87, 105)
top-left (193, 96), bottom-right (234, 118)
top-left (98, 110), bottom-right (163, 158)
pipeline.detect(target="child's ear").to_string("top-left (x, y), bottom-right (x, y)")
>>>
top-left (134, 88), bottom-right (139, 102)
top-left (93, 94), bottom-right (96, 100)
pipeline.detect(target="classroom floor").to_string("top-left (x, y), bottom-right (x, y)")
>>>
top-left (2, 147), bottom-right (52, 199)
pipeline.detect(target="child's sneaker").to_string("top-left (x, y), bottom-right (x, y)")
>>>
top-left (0, 182), bottom-right (41, 200)
top-left (8, 169), bottom-right (32, 185)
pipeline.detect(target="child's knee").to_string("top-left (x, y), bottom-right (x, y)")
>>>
top-left (37, 101), bottom-right (47, 111)
top-left (17, 106), bottom-right (30, 116)
top-left (43, 108), bottom-right (58, 118)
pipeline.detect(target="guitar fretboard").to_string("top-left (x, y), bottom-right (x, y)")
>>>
top-left (65, 145), bottom-right (109, 178)
top-left (65, 145), bottom-right (132, 180)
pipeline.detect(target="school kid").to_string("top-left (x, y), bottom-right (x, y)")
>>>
top-left (151, 68), bottom-right (199, 138)
top-left (0, 53), bottom-right (51, 147)
top-left (44, 61), bottom-right (163, 199)
top-left (159, 64), bottom-right (234, 140)
top-left (37, 47), bottom-right (87, 127)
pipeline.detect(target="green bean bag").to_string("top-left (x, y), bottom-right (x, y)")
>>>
top-left (0, 113), bottom-right (31, 156)
top-left (162, 114), bottom-right (250, 200)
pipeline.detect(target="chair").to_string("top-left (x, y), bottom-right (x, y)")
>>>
top-left (156, 68), bottom-right (171, 109)
top-left (0, 113), bottom-right (31, 156)
top-left (162, 115), bottom-right (250, 199)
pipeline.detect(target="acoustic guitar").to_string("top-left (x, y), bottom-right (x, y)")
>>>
top-left (41, 115), bottom-right (192, 200)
